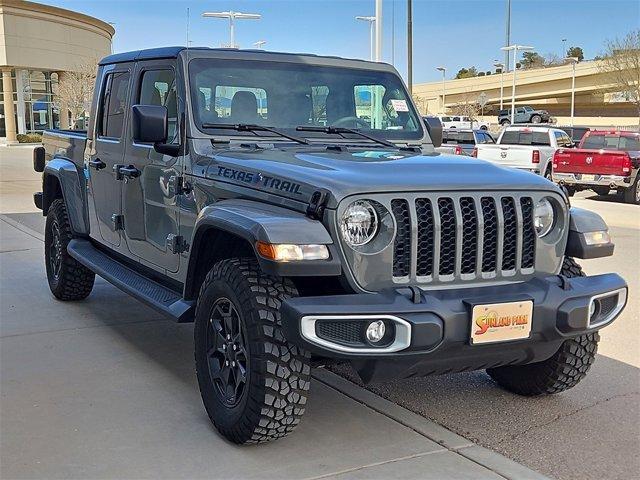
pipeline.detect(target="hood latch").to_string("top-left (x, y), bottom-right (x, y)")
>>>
top-left (306, 189), bottom-right (329, 220)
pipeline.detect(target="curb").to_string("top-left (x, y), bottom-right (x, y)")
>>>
top-left (312, 368), bottom-right (550, 480)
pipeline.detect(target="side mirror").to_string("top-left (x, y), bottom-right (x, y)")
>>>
top-left (423, 116), bottom-right (443, 148)
top-left (131, 105), bottom-right (168, 144)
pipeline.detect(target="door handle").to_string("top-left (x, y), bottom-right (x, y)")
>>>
top-left (117, 165), bottom-right (141, 179)
top-left (88, 159), bottom-right (106, 170)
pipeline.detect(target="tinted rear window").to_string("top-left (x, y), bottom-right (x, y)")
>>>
top-left (500, 130), bottom-right (550, 146)
top-left (443, 131), bottom-right (475, 144)
top-left (582, 134), bottom-right (640, 151)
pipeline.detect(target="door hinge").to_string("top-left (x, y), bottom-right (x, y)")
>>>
top-left (171, 176), bottom-right (192, 196)
top-left (111, 214), bottom-right (124, 231)
top-left (166, 234), bottom-right (189, 254)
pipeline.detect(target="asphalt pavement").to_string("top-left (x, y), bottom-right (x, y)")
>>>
top-left (0, 146), bottom-right (546, 480)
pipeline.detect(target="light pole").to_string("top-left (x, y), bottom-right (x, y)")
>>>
top-left (504, 0), bottom-right (511, 71)
top-left (407, 0), bottom-right (413, 95)
top-left (253, 40), bottom-right (266, 49)
top-left (436, 67), bottom-right (446, 114)
top-left (355, 16), bottom-right (376, 61)
top-left (202, 11), bottom-right (261, 48)
top-left (565, 56), bottom-right (579, 126)
top-left (494, 61), bottom-right (505, 110)
top-left (375, 0), bottom-right (383, 61)
top-left (501, 45), bottom-right (534, 124)
top-left (561, 38), bottom-right (567, 58)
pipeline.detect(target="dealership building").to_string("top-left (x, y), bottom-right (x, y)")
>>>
top-left (0, 0), bottom-right (113, 143)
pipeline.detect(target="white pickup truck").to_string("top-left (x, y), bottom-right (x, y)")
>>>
top-left (474, 126), bottom-right (573, 179)
top-left (436, 115), bottom-right (490, 130)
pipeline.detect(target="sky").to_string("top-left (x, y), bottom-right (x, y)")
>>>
top-left (46, 0), bottom-right (639, 83)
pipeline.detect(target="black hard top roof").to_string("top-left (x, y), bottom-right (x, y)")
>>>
top-left (98, 46), bottom-right (386, 69)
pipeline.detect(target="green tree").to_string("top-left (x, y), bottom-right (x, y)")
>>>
top-left (521, 51), bottom-right (544, 69)
top-left (454, 67), bottom-right (478, 79)
top-left (566, 46), bottom-right (584, 61)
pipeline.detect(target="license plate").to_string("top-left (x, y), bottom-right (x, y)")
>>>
top-left (582, 174), bottom-right (596, 182)
top-left (470, 301), bottom-right (533, 345)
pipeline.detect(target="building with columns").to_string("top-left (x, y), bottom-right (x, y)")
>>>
top-left (0, 0), bottom-right (113, 143)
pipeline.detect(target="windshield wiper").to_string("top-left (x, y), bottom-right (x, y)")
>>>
top-left (295, 125), bottom-right (398, 149)
top-left (201, 123), bottom-right (308, 145)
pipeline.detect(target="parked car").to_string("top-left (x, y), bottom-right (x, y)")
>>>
top-left (434, 115), bottom-right (489, 130)
top-left (436, 129), bottom-right (496, 156)
top-left (498, 106), bottom-right (551, 125)
top-left (474, 125), bottom-right (573, 178)
top-left (33, 47), bottom-right (626, 444)
top-left (553, 130), bottom-right (640, 203)
top-left (558, 126), bottom-right (592, 146)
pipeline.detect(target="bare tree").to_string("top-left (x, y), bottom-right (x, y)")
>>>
top-left (598, 30), bottom-right (640, 126)
top-left (56, 58), bottom-right (99, 129)
top-left (452, 92), bottom-right (480, 119)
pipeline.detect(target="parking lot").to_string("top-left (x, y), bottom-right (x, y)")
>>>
top-left (1, 146), bottom-right (637, 480)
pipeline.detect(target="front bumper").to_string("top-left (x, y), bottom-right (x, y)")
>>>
top-left (553, 172), bottom-right (631, 189)
top-left (282, 273), bottom-right (627, 382)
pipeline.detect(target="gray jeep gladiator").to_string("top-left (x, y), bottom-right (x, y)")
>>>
top-left (33, 47), bottom-right (627, 444)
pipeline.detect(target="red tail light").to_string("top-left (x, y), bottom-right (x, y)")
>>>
top-left (622, 153), bottom-right (632, 174)
top-left (454, 145), bottom-right (463, 155)
top-left (532, 150), bottom-right (540, 164)
top-left (552, 151), bottom-right (559, 169)
top-left (471, 147), bottom-right (478, 157)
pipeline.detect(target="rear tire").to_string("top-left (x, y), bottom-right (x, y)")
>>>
top-left (194, 258), bottom-right (311, 444)
top-left (44, 199), bottom-right (95, 300)
top-left (622, 175), bottom-right (639, 205)
top-left (500, 119), bottom-right (511, 126)
top-left (487, 257), bottom-right (599, 396)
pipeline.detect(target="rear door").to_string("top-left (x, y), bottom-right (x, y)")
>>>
top-left (87, 65), bottom-right (132, 247)
top-left (121, 60), bottom-right (182, 273)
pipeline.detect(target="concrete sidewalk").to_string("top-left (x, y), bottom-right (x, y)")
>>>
top-left (0, 206), bottom-right (547, 477)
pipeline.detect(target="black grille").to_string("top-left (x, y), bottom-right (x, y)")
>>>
top-left (481, 197), bottom-right (498, 272)
top-left (390, 195), bottom-right (537, 282)
top-left (501, 197), bottom-right (517, 271)
top-left (391, 199), bottom-right (411, 277)
top-left (598, 294), bottom-right (619, 318)
top-left (438, 198), bottom-right (456, 276)
top-left (316, 321), bottom-right (364, 346)
top-left (415, 198), bottom-right (434, 276)
top-left (520, 198), bottom-right (536, 269)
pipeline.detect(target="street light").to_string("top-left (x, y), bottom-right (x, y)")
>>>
top-left (436, 67), bottom-right (446, 114)
top-left (355, 16), bottom-right (376, 61)
top-left (561, 38), bottom-right (567, 58)
top-left (565, 56), bottom-right (579, 126)
top-left (494, 61), bottom-right (505, 110)
top-left (202, 11), bottom-right (261, 49)
top-left (253, 40), bottom-right (266, 49)
top-left (501, 45), bottom-right (534, 124)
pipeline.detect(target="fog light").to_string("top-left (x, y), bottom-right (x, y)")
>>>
top-left (366, 320), bottom-right (386, 343)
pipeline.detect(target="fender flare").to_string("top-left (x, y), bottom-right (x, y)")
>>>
top-left (43, 158), bottom-right (89, 235)
top-left (566, 207), bottom-right (614, 259)
top-left (185, 199), bottom-right (341, 288)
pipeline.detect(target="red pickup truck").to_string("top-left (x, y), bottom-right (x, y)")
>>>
top-left (552, 130), bottom-right (640, 204)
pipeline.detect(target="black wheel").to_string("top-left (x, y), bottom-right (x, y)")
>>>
top-left (44, 199), bottom-right (95, 300)
top-left (592, 186), bottom-right (610, 196)
top-left (531, 114), bottom-right (542, 123)
top-left (622, 175), bottom-right (639, 205)
top-left (194, 258), bottom-right (311, 444)
top-left (562, 185), bottom-right (576, 197)
top-left (500, 119), bottom-right (510, 126)
top-left (544, 167), bottom-right (553, 181)
top-left (480, 125), bottom-right (488, 130)
top-left (487, 257), bottom-right (599, 396)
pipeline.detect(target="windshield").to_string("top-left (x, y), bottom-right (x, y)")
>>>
top-left (188, 58), bottom-right (424, 141)
top-left (581, 134), bottom-right (640, 151)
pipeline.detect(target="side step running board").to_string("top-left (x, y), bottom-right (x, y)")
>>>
top-left (67, 239), bottom-right (194, 322)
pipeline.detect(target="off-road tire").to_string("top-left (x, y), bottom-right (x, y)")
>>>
top-left (487, 257), bottom-right (599, 396)
top-left (622, 175), bottom-right (639, 205)
top-left (531, 114), bottom-right (542, 123)
top-left (500, 119), bottom-right (511, 126)
top-left (44, 199), bottom-right (95, 300)
top-left (194, 258), bottom-right (311, 444)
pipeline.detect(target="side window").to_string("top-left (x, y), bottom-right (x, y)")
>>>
top-left (139, 69), bottom-right (178, 143)
top-left (100, 71), bottom-right (130, 139)
top-left (516, 108), bottom-right (525, 114)
top-left (452, 116), bottom-right (461, 121)
top-left (485, 133), bottom-right (495, 144)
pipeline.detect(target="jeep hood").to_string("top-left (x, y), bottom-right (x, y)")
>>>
top-left (198, 146), bottom-right (562, 208)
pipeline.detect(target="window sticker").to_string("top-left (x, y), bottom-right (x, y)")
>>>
top-left (390, 99), bottom-right (409, 112)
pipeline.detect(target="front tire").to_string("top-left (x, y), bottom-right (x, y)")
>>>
top-left (194, 258), bottom-right (311, 444)
top-left (531, 114), bottom-right (542, 123)
top-left (44, 199), bottom-right (95, 300)
top-left (487, 257), bottom-right (599, 396)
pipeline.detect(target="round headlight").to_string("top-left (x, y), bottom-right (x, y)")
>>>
top-left (340, 200), bottom-right (379, 247)
top-left (533, 198), bottom-right (555, 237)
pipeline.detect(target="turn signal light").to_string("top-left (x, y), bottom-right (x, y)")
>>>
top-left (256, 241), bottom-right (329, 262)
